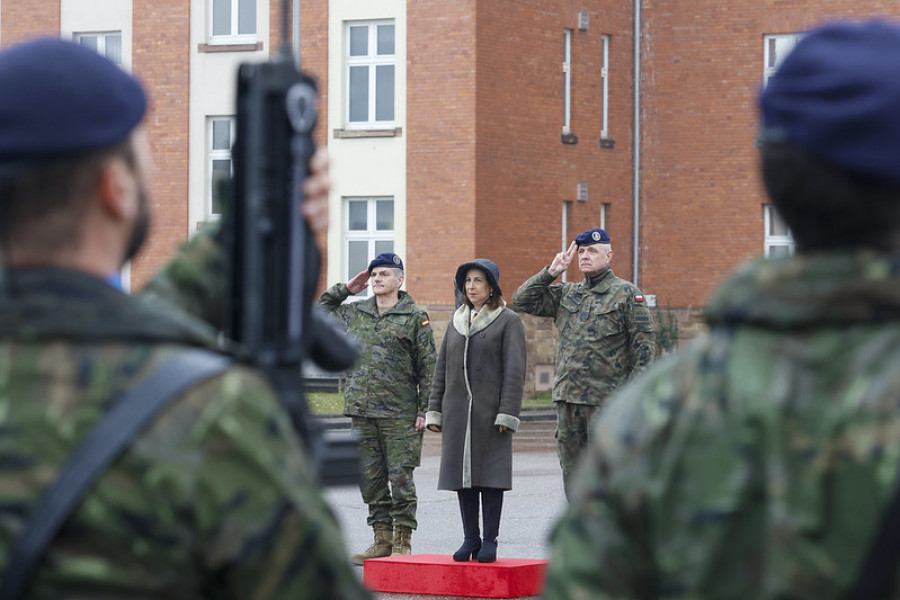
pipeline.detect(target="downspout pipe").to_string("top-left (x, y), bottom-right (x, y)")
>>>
top-left (292, 0), bottom-right (301, 65)
top-left (632, 0), bottom-right (642, 286)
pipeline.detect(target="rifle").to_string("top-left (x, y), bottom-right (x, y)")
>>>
top-left (225, 2), bottom-right (359, 487)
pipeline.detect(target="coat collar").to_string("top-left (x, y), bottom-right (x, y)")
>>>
top-left (706, 251), bottom-right (900, 329)
top-left (452, 302), bottom-right (506, 336)
top-left (0, 267), bottom-right (218, 347)
top-left (356, 289), bottom-right (417, 316)
top-left (583, 267), bottom-right (615, 291)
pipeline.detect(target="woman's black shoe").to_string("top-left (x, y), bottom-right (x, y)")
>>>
top-left (453, 538), bottom-right (481, 562)
top-left (476, 539), bottom-right (497, 563)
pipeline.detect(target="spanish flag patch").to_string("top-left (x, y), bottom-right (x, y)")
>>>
top-left (422, 319), bottom-right (430, 326)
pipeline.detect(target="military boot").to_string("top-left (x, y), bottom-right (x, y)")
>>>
top-left (392, 525), bottom-right (413, 556)
top-left (351, 523), bottom-right (393, 565)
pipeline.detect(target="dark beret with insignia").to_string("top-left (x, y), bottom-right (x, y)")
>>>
top-left (0, 38), bottom-right (147, 166)
top-left (760, 20), bottom-right (900, 184)
top-left (368, 252), bottom-right (404, 273)
top-left (575, 228), bottom-right (611, 247)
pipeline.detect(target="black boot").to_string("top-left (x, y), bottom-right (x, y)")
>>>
top-left (453, 489), bottom-right (481, 561)
top-left (477, 488), bottom-right (503, 563)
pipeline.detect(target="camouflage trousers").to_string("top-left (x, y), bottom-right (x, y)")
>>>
top-left (555, 402), bottom-right (599, 501)
top-left (352, 416), bottom-right (423, 529)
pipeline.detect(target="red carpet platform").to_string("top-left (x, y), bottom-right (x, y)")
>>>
top-left (363, 554), bottom-right (548, 598)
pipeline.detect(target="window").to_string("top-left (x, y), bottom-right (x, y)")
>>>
top-left (600, 34), bottom-right (610, 138)
top-left (346, 21), bottom-right (395, 128)
top-left (764, 204), bottom-right (795, 258)
top-left (764, 33), bottom-right (802, 86)
top-left (345, 197), bottom-right (395, 296)
top-left (562, 29), bottom-right (572, 134)
top-left (210, 0), bottom-right (257, 42)
top-left (208, 117), bottom-right (234, 219)
top-left (75, 31), bottom-right (122, 65)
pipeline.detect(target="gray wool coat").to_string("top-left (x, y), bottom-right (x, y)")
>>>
top-left (426, 304), bottom-right (526, 491)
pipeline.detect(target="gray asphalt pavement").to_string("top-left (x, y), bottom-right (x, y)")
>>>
top-left (324, 418), bottom-right (566, 599)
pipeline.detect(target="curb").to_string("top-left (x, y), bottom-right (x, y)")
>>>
top-left (318, 408), bottom-right (556, 430)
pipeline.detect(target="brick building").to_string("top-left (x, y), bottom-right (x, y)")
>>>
top-left (2, 1), bottom-right (898, 395)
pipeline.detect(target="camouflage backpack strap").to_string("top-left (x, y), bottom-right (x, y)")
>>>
top-left (0, 348), bottom-right (233, 600)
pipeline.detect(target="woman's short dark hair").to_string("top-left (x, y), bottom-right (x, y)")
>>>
top-left (461, 267), bottom-right (503, 311)
top-left (761, 142), bottom-right (900, 252)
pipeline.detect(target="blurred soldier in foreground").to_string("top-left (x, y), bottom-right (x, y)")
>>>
top-left (0, 38), bottom-right (369, 599)
top-left (319, 254), bottom-right (436, 563)
top-left (544, 20), bottom-right (900, 599)
top-left (512, 228), bottom-right (656, 499)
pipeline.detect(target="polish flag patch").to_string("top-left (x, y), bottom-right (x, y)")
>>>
top-left (634, 295), bottom-right (645, 303)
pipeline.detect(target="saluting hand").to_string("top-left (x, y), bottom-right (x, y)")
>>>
top-left (346, 270), bottom-right (370, 294)
top-left (548, 241), bottom-right (577, 278)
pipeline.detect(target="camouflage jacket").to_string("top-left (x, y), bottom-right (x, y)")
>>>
top-left (544, 252), bottom-right (900, 599)
top-left (512, 266), bottom-right (656, 405)
top-left (319, 284), bottom-right (435, 420)
top-left (140, 222), bottom-right (227, 331)
top-left (0, 268), bottom-right (370, 600)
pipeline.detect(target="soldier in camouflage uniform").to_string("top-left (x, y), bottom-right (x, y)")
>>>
top-left (319, 253), bottom-right (436, 563)
top-left (512, 228), bottom-right (656, 499)
top-left (544, 20), bottom-right (900, 599)
top-left (0, 39), bottom-right (369, 599)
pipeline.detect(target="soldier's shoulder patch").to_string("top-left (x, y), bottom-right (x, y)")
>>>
top-left (634, 294), bottom-right (645, 303)
top-left (421, 318), bottom-right (430, 326)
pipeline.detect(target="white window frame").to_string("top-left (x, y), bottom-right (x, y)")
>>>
top-left (764, 204), bottom-right (795, 258)
top-left (74, 31), bottom-right (122, 65)
top-left (600, 34), bottom-right (610, 138)
top-left (764, 33), bottom-right (802, 86)
top-left (344, 197), bottom-right (395, 297)
top-left (209, 0), bottom-right (257, 44)
top-left (345, 20), bottom-right (396, 130)
top-left (208, 116), bottom-right (235, 220)
top-left (562, 29), bottom-right (572, 134)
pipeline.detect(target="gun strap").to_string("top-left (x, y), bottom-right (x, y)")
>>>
top-left (0, 349), bottom-right (233, 600)
top-left (845, 474), bottom-right (900, 598)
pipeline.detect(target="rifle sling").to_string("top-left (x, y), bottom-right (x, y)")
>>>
top-left (0, 349), bottom-right (233, 600)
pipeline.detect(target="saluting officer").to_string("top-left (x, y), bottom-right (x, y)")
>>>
top-left (512, 228), bottom-right (656, 499)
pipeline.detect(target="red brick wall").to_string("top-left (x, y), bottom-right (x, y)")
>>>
top-left (407, 1), bottom-right (637, 306)
top-left (297, 0), bottom-right (330, 292)
top-left (407, 0), bottom-right (479, 304)
top-left (130, 1), bottom-right (191, 290)
top-left (639, 0), bottom-right (900, 308)
top-left (0, 0), bottom-right (59, 46)
top-left (474, 0), bottom-right (636, 296)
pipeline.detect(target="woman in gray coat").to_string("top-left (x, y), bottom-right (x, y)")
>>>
top-left (425, 259), bottom-right (526, 563)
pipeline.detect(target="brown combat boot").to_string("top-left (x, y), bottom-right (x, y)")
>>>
top-left (351, 523), bottom-right (393, 565)
top-left (392, 525), bottom-right (413, 556)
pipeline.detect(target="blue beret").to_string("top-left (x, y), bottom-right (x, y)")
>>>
top-left (368, 252), bottom-right (404, 273)
top-left (0, 38), bottom-right (147, 164)
top-left (760, 20), bottom-right (900, 184)
top-left (455, 258), bottom-right (502, 296)
top-left (575, 228), bottom-right (610, 246)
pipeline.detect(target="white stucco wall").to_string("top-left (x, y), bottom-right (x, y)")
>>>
top-left (187, 0), bottom-right (270, 233)
top-left (60, 0), bottom-right (132, 68)
top-left (326, 0), bottom-right (407, 286)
